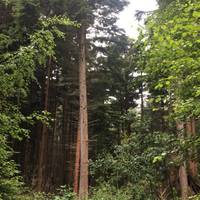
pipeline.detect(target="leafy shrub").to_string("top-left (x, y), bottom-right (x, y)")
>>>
top-left (0, 135), bottom-right (23, 200)
top-left (90, 183), bottom-right (132, 200)
top-left (52, 186), bottom-right (76, 200)
top-left (15, 186), bottom-right (75, 200)
top-left (189, 195), bottom-right (200, 200)
top-left (90, 131), bottom-right (181, 199)
top-left (15, 191), bottom-right (51, 200)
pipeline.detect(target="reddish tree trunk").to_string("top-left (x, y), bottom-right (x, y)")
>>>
top-left (36, 59), bottom-right (51, 191)
top-left (191, 118), bottom-right (197, 177)
top-left (74, 123), bottom-right (80, 194)
top-left (186, 118), bottom-right (197, 178)
top-left (79, 25), bottom-right (88, 199)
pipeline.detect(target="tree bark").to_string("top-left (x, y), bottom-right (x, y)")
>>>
top-left (177, 122), bottom-right (188, 200)
top-left (78, 25), bottom-right (89, 199)
top-left (74, 123), bottom-right (80, 194)
top-left (36, 59), bottom-right (51, 191)
top-left (179, 164), bottom-right (188, 200)
top-left (186, 118), bottom-right (197, 178)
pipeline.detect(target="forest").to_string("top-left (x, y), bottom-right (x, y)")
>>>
top-left (0, 0), bottom-right (200, 199)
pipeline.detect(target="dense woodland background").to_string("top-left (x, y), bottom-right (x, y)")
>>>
top-left (0, 0), bottom-right (200, 199)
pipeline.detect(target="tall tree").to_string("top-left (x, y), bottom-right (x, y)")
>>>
top-left (78, 24), bottom-right (89, 199)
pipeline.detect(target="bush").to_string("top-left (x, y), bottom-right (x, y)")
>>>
top-left (90, 183), bottom-right (132, 200)
top-left (52, 186), bottom-right (76, 200)
top-left (15, 186), bottom-right (75, 200)
top-left (15, 192), bottom-right (51, 200)
top-left (19, 184), bottom-right (131, 200)
top-left (189, 195), bottom-right (200, 200)
top-left (0, 135), bottom-right (23, 200)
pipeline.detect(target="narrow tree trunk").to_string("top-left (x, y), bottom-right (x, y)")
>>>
top-left (74, 123), bottom-right (80, 194)
top-left (191, 118), bottom-right (197, 177)
top-left (23, 138), bottom-right (31, 183)
top-left (186, 118), bottom-right (197, 177)
top-left (177, 122), bottom-right (188, 200)
top-left (48, 95), bottom-right (58, 191)
top-left (179, 164), bottom-right (188, 200)
top-left (79, 25), bottom-right (89, 199)
top-left (36, 59), bottom-right (51, 191)
top-left (64, 104), bottom-right (74, 186)
top-left (68, 124), bottom-right (74, 185)
top-left (63, 95), bottom-right (71, 187)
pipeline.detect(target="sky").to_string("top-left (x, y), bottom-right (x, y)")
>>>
top-left (117, 0), bottom-right (158, 38)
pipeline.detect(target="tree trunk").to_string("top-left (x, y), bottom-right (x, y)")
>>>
top-left (78, 25), bottom-right (89, 199)
top-left (177, 122), bottom-right (188, 200)
top-left (186, 118), bottom-right (198, 178)
top-left (74, 123), bottom-right (80, 194)
top-left (179, 164), bottom-right (188, 200)
top-left (36, 59), bottom-right (51, 191)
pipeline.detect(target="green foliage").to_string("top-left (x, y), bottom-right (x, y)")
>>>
top-left (90, 183), bottom-right (132, 200)
top-left (15, 185), bottom-right (131, 200)
top-left (0, 1), bottom-right (77, 196)
top-left (15, 187), bottom-right (75, 200)
top-left (0, 135), bottom-right (23, 200)
top-left (15, 191), bottom-right (52, 200)
top-left (1, 0), bottom-right (200, 199)
top-left (90, 128), bottom-right (179, 199)
top-left (52, 186), bottom-right (75, 200)
top-left (27, 111), bottom-right (54, 127)
top-left (189, 195), bottom-right (200, 200)
top-left (119, 0), bottom-right (200, 198)
top-left (144, 0), bottom-right (200, 119)
top-left (2, 0), bottom-right (131, 194)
